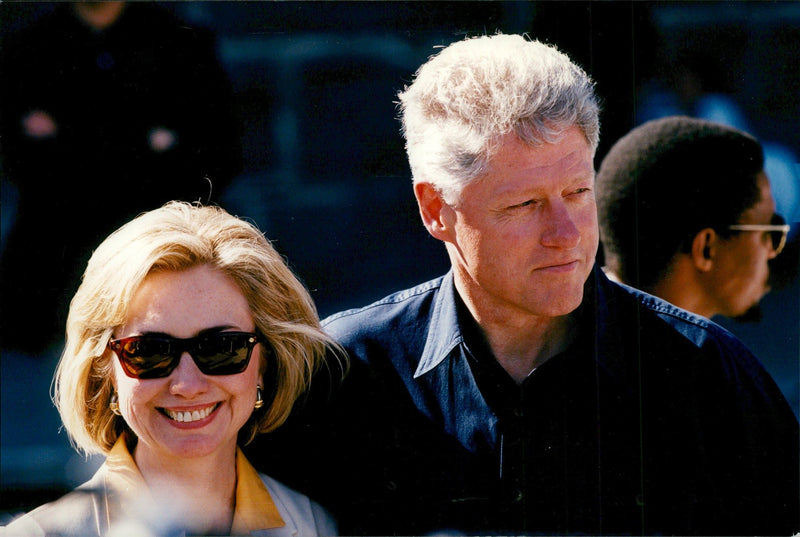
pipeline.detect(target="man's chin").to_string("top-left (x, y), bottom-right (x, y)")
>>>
top-left (731, 303), bottom-right (763, 323)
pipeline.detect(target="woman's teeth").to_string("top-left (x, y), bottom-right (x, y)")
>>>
top-left (164, 404), bottom-right (216, 423)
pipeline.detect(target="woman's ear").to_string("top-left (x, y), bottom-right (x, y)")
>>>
top-left (414, 182), bottom-right (456, 243)
top-left (690, 228), bottom-right (717, 272)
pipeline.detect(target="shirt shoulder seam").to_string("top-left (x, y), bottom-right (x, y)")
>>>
top-left (322, 276), bottom-right (445, 326)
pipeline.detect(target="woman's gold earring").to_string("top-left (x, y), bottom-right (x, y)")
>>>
top-left (254, 385), bottom-right (264, 410)
top-left (110, 393), bottom-right (122, 416)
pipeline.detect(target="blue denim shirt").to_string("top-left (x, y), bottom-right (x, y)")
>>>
top-left (252, 267), bottom-right (799, 536)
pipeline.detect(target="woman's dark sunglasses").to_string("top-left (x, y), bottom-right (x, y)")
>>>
top-left (108, 332), bottom-right (262, 379)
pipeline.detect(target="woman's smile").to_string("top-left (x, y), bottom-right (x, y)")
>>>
top-left (160, 402), bottom-right (221, 425)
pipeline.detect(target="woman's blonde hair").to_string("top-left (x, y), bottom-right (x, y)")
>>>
top-left (54, 201), bottom-right (341, 455)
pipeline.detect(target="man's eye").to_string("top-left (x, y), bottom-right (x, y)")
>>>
top-left (510, 199), bottom-right (538, 210)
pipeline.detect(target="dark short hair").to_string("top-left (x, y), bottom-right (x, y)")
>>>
top-left (596, 116), bottom-right (764, 290)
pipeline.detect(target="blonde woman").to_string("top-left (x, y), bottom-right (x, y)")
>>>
top-left (5, 202), bottom-right (340, 535)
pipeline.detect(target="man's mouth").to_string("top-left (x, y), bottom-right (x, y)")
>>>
top-left (537, 259), bottom-right (579, 271)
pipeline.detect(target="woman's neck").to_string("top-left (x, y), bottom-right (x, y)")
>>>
top-left (133, 442), bottom-right (238, 534)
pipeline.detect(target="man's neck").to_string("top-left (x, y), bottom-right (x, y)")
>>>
top-left (72, 2), bottom-right (127, 32)
top-left (648, 258), bottom-right (717, 318)
top-left (455, 284), bottom-right (578, 384)
top-left (484, 312), bottom-right (576, 384)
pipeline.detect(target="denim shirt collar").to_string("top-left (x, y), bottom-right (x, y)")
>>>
top-left (412, 266), bottom-right (632, 387)
top-left (414, 270), bottom-right (463, 379)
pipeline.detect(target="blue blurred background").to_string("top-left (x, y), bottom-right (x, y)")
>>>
top-left (1, 1), bottom-right (798, 521)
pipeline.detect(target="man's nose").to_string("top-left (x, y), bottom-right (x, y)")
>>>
top-left (540, 202), bottom-right (581, 248)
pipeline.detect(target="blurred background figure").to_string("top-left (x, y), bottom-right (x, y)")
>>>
top-left (0, 2), bottom-right (241, 355)
top-left (0, 2), bottom-right (240, 519)
top-left (631, 3), bottom-right (799, 418)
top-left (636, 16), bottom-right (800, 236)
top-left (597, 116), bottom-right (788, 320)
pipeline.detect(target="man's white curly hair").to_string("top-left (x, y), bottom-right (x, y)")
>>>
top-left (398, 33), bottom-right (600, 204)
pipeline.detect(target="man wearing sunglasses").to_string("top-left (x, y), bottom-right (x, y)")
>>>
top-left (596, 115), bottom-right (790, 320)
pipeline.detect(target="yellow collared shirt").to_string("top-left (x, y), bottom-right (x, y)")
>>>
top-left (102, 436), bottom-right (285, 534)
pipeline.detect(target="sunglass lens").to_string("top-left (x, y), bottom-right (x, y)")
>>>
top-left (194, 333), bottom-right (253, 375)
top-left (118, 338), bottom-right (177, 379)
top-left (771, 230), bottom-right (787, 253)
top-left (769, 215), bottom-right (788, 253)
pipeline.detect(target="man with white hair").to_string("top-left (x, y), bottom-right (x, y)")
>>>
top-left (253, 34), bottom-right (798, 536)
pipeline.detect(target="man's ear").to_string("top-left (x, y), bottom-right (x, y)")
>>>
top-left (414, 182), bottom-right (455, 242)
top-left (690, 228), bottom-right (717, 272)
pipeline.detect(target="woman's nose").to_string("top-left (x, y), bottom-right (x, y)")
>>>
top-left (169, 353), bottom-right (209, 397)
